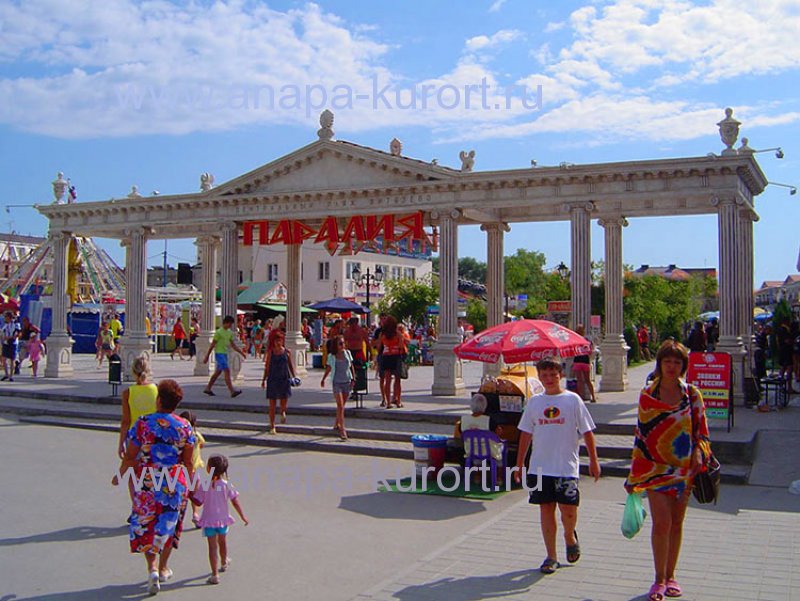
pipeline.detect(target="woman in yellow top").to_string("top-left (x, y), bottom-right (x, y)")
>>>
top-left (117, 357), bottom-right (158, 459)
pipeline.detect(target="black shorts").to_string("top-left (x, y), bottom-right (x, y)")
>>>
top-left (380, 354), bottom-right (402, 376)
top-left (2, 343), bottom-right (16, 360)
top-left (527, 474), bottom-right (580, 506)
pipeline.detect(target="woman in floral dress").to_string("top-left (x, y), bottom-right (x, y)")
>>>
top-left (114, 379), bottom-right (195, 595)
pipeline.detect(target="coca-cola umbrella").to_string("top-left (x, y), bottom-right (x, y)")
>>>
top-left (0, 293), bottom-right (19, 314)
top-left (454, 319), bottom-right (592, 364)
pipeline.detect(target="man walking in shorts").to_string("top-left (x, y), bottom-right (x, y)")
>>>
top-left (514, 357), bottom-right (601, 574)
top-left (203, 315), bottom-right (246, 397)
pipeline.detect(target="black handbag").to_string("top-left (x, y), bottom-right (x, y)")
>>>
top-left (692, 455), bottom-right (721, 504)
top-left (399, 359), bottom-right (409, 380)
top-left (689, 391), bottom-right (721, 504)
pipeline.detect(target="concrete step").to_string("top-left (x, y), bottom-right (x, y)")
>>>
top-left (5, 410), bottom-right (751, 484)
top-left (0, 387), bottom-right (634, 433)
top-left (0, 398), bottom-right (635, 457)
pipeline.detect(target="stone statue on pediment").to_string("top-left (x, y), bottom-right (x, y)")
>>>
top-left (318, 109), bottom-right (334, 141)
top-left (459, 150), bottom-right (475, 172)
top-left (200, 172), bottom-right (215, 191)
top-left (128, 185), bottom-right (143, 199)
top-left (390, 138), bottom-right (402, 156)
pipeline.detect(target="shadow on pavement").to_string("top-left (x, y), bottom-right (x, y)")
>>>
top-left (689, 483), bottom-right (800, 515)
top-left (8, 575), bottom-right (209, 600)
top-left (392, 569), bottom-right (541, 600)
top-left (0, 524), bottom-right (128, 547)
top-left (339, 492), bottom-right (486, 520)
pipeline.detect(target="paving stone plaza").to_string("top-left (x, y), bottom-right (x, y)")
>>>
top-left (1, 354), bottom-right (799, 600)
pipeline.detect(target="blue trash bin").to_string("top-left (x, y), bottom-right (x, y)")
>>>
top-left (411, 434), bottom-right (448, 475)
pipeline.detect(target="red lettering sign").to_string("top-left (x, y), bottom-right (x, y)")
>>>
top-left (686, 352), bottom-right (731, 420)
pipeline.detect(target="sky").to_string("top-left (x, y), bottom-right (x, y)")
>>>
top-left (0, 0), bottom-right (798, 286)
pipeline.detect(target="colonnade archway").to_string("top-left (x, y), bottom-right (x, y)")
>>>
top-left (39, 110), bottom-right (766, 398)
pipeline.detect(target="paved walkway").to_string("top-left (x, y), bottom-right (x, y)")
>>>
top-left (354, 492), bottom-right (800, 601)
top-left (3, 417), bottom-right (799, 601)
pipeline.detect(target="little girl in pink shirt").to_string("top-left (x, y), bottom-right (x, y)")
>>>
top-left (192, 455), bottom-right (249, 584)
top-left (27, 333), bottom-right (45, 378)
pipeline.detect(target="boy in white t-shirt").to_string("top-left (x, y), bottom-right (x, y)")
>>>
top-left (514, 357), bottom-right (601, 574)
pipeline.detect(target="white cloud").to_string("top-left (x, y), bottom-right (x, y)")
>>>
top-left (544, 21), bottom-right (565, 33)
top-left (558, 0), bottom-right (800, 83)
top-left (488, 0), bottom-right (508, 13)
top-left (0, 0), bottom-right (796, 148)
top-left (464, 29), bottom-right (523, 52)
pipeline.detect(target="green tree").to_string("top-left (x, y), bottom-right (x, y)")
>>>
top-left (623, 274), bottom-right (706, 343)
top-left (466, 298), bottom-right (487, 333)
top-left (773, 298), bottom-right (792, 326)
top-left (375, 276), bottom-right (438, 327)
top-left (459, 257), bottom-right (487, 283)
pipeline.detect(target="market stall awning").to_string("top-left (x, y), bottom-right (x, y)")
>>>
top-left (307, 297), bottom-right (370, 314)
top-left (256, 303), bottom-right (317, 314)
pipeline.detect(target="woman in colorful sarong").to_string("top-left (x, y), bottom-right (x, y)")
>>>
top-left (624, 340), bottom-right (711, 601)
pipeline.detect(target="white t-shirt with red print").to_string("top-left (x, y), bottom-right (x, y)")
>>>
top-left (517, 390), bottom-right (595, 479)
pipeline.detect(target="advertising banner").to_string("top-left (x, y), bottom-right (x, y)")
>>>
top-left (686, 352), bottom-right (732, 424)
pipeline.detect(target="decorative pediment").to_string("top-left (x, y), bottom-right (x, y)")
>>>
top-left (214, 140), bottom-right (456, 197)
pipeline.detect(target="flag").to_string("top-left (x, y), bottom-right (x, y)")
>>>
top-left (68, 182), bottom-right (77, 203)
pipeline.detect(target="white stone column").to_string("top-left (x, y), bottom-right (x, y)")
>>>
top-left (220, 222), bottom-right (244, 381)
top-left (432, 210), bottom-right (465, 395)
top-left (599, 217), bottom-right (629, 392)
top-left (713, 196), bottom-right (746, 401)
top-left (194, 235), bottom-right (219, 376)
top-left (567, 202), bottom-right (594, 331)
top-left (738, 208), bottom-right (758, 379)
top-left (44, 231), bottom-right (73, 378)
top-left (284, 242), bottom-right (308, 377)
top-left (481, 222), bottom-right (509, 377)
top-left (120, 228), bottom-right (152, 380)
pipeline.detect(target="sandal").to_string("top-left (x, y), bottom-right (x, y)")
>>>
top-left (665, 579), bottom-right (682, 598)
top-left (539, 557), bottom-right (559, 574)
top-left (339, 430), bottom-right (348, 441)
top-left (394, 400), bottom-right (404, 408)
top-left (206, 575), bottom-right (220, 585)
top-left (566, 530), bottom-right (580, 563)
top-left (648, 583), bottom-right (666, 601)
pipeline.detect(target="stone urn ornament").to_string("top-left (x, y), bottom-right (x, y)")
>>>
top-left (717, 107), bottom-right (741, 156)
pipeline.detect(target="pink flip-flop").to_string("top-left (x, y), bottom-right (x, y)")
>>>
top-left (648, 583), bottom-right (666, 601)
top-left (665, 579), bottom-right (682, 598)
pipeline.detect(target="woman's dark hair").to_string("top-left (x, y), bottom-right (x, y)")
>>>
top-left (179, 410), bottom-right (197, 427)
top-left (157, 379), bottom-right (184, 412)
top-left (383, 315), bottom-right (398, 338)
top-left (654, 340), bottom-right (689, 379)
top-left (207, 454), bottom-right (229, 479)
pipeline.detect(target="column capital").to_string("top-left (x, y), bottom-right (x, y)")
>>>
top-left (222, 222), bottom-right (239, 233)
top-left (120, 226), bottom-right (154, 246)
top-left (710, 195), bottom-right (744, 208)
top-left (739, 208), bottom-right (759, 222)
top-left (430, 209), bottom-right (461, 222)
top-left (195, 234), bottom-right (221, 247)
top-left (480, 222), bottom-right (510, 233)
top-left (598, 216), bottom-right (629, 229)
top-left (48, 230), bottom-right (71, 242)
top-left (562, 201), bottom-right (596, 215)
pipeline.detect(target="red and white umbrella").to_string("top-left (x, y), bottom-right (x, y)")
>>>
top-left (454, 319), bottom-right (592, 364)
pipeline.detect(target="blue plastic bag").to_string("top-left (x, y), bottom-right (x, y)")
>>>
top-left (621, 492), bottom-right (647, 539)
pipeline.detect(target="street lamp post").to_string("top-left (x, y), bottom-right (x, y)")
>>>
top-left (352, 264), bottom-right (384, 324)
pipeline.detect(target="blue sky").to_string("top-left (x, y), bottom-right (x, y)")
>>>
top-left (1, 0), bottom-right (798, 285)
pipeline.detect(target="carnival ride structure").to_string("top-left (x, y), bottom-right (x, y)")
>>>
top-left (0, 236), bottom-right (126, 304)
